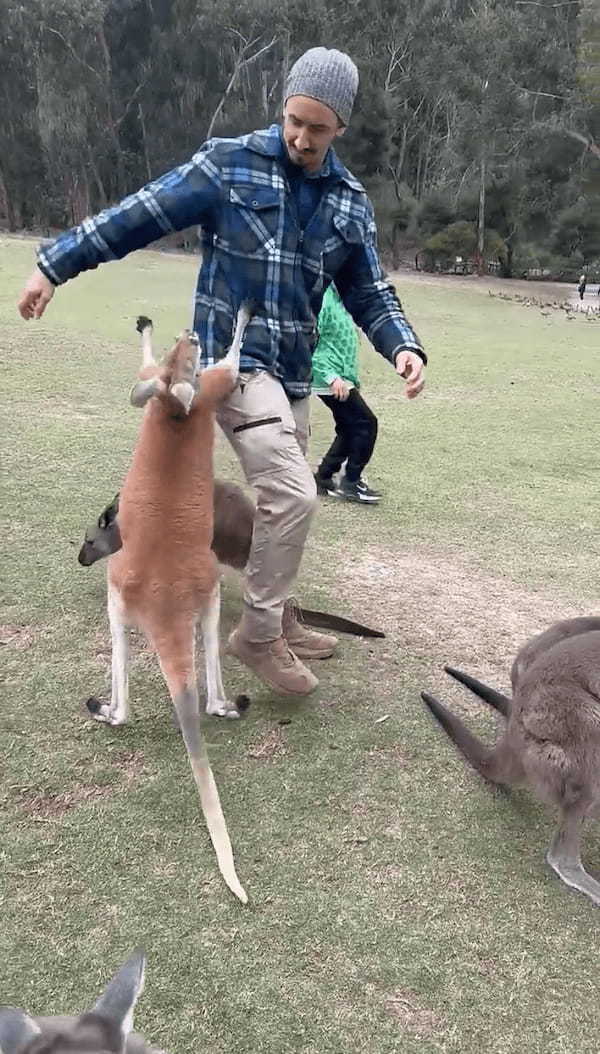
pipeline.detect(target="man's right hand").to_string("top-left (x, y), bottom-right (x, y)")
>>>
top-left (18, 268), bottom-right (55, 320)
top-left (330, 377), bottom-right (350, 401)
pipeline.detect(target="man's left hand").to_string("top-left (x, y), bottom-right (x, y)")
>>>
top-left (395, 351), bottom-right (425, 400)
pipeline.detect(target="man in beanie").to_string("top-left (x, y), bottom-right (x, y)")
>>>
top-left (18, 46), bottom-right (426, 699)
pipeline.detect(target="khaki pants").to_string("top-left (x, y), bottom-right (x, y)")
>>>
top-left (217, 370), bottom-right (317, 642)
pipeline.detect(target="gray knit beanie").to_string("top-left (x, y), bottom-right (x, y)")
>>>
top-left (284, 47), bottom-right (359, 126)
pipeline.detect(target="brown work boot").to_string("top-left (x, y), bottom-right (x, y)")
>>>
top-left (226, 629), bottom-right (318, 696)
top-left (282, 598), bottom-right (338, 659)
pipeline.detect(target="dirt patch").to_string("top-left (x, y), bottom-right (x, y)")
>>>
top-left (385, 991), bottom-right (445, 1038)
top-left (339, 545), bottom-right (584, 691)
top-left (247, 726), bottom-right (287, 761)
top-left (365, 745), bottom-right (410, 765)
top-left (17, 749), bottom-right (148, 818)
top-left (109, 749), bottom-right (148, 783)
top-left (0, 624), bottom-right (36, 649)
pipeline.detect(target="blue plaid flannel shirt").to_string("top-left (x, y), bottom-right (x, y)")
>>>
top-left (38, 125), bottom-right (425, 398)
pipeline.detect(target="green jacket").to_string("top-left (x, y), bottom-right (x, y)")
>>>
top-left (311, 284), bottom-right (360, 390)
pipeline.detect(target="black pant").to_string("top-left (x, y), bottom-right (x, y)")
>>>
top-left (317, 389), bottom-right (378, 483)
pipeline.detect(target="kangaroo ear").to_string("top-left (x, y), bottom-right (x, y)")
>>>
top-left (130, 377), bottom-right (166, 407)
top-left (0, 1008), bottom-right (41, 1054)
top-left (99, 495), bottom-right (120, 530)
top-left (92, 950), bottom-right (146, 1040)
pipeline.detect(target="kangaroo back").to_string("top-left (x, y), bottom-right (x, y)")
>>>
top-left (511, 616), bottom-right (600, 689)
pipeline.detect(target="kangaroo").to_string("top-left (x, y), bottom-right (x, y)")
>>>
top-left (422, 616), bottom-right (600, 906)
top-left (87, 312), bottom-right (250, 903)
top-left (0, 951), bottom-right (162, 1054)
top-left (78, 485), bottom-right (385, 640)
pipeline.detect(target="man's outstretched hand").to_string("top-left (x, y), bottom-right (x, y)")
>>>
top-left (395, 351), bottom-right (425, 399)
top-left (18, 268), bottom-right (55, 320)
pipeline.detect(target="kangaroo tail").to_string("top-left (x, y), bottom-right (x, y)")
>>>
top-left (299, 607), bottom-right (385, 638)
top-left (444, 665), bottom-right (511, 717)
top-left (421, 691), bottom-right (510, 787)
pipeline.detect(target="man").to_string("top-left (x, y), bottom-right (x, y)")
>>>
top-left (18, 46), bottom-right (426, 698)
top-left (578, 273), bottom-right (587, 301)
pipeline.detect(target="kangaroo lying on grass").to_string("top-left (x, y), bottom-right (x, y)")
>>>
top-left (0, 951), bottom-right (162, 1054)
top-left (78, 480), bottom-right (385, 641)
top-left (86, 312), bottom-right (250, 903)
top-left (422, 616), bottom-right (600, 907)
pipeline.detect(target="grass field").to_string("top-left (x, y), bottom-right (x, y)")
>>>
top-left (2, 234), bottom-right (600, 1053)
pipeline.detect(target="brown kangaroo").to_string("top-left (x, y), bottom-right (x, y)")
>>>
top-left (422, 616), bottom-right (600, 906)
top-left (87, 311), bottom-right (251, 903)
top-left (0, 951), bottom-right (162, 1054)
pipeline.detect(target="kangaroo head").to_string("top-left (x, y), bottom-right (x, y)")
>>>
top-left (0, 951), bottom-right (147, 1054)
top-left (129, 306), bottom-right (251, 417)
top-left (78, 494), bottom-right (121, 566)
top-left (129, 316), bottom-right (201, 417)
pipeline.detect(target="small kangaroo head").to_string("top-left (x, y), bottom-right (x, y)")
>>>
top-left (130, 317), bottom-right (201, 418)
top-left (0, 951), bottom-right (147, 1054)
top-left (78, 495), bottom-right (122, 566)
top-left (129, 307), bottom-right (250, 418)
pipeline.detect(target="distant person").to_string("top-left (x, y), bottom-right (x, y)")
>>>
top-left (17, 46), bottom-right (426, 697)
top-left (578, 273), bottom-right (587, 300)
top-left (313, 284), bottom-right (380, 504)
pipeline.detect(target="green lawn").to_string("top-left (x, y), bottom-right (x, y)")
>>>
top-left (2, 234), bottom-right (600, 1053)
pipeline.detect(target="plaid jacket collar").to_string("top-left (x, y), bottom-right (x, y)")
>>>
top-left (243, 124), bottom-right (365, 192)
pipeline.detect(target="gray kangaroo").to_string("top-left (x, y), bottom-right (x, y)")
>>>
top-left (78, 481), bottom-right (385, 641)
top-left (422, 616), bottom-right (600, 906)
top-left (0, 951), bottom-right (164, 1054)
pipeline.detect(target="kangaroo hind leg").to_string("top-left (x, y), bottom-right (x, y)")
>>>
top-left (87, 583), bottom-right (130, 726)
top-left (546, 800), bottom-right (600, 906)
top-left (201, 583), bottom-right (239, 719)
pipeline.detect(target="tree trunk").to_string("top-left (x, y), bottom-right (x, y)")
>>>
top-left (415, 148), bottom-right (423, 200)
top-left (138, 103), bottom-right (153, 183)
top-left (394, 124), bottom-right (408, 189)
top-left (97, 23), bottom-right (126, 198)
top-left (499, 242), bottom-right (514, 279)
top-left (69, 171), bottom-right (91, 225)
top-left (477, 157), bottom-right (486, 275)
top-left (88, 150), bottom-right (108, 208)
top-left (281, 29), bottom-right (290, 90)
top-left (0, 163), bottom-right (18, 231)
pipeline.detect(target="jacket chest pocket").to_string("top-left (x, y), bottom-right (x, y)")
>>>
top-left (321, 214), bottom-right (364, 280)
top-left (221, 185), bottom-right (282, 257)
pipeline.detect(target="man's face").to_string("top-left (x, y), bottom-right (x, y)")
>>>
top-left (282, 96), bottom-right (345, 173)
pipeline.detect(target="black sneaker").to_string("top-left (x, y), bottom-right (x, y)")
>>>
top-left (357, 477), bottom-right (382, 499)
top-left (336, 476), bottom-right (381, 503)
top-left (314, 472), bottom-right (337, 496)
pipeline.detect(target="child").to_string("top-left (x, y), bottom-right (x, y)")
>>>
top-left (312, 284), bottom-right (381, 504)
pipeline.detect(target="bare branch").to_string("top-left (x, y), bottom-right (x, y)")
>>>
top-left (43, 25), bottom-right (104, 83)
top-left (206, 36), bottom-right (277, 139)
top-left (116, 73), bottom-right (152, 128)
top-left (514, 84), bottom-right (567, 100)
top-left (515, 1), bottom-right (579, 6)
top-left (564, 128), bottom-right (600, 160)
